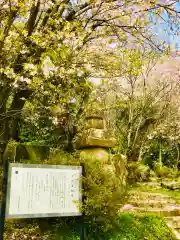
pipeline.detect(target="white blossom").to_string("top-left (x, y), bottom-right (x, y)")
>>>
top-left (20, 97), bottom-right (26, 101)
top-left (26, 63), bottom-right (34, 69)
top-left (18, 76), bottom-right (24, 81)
top-left (21, 50), bottom-right (26, 54)
top-left (70, 98), bottom-right (76, 103)
top-left (67, 69), bottom-right (75, 74)
top-left (2, 4), bottom-right (9, 9)
top-left (77, 71), bottom-right (84, 77)
top-left (85, 64), bottom-right (92, 71)
top-left (52, 117), bottom-right (58, 125)
top-left (42, 56), bottom-right (57, 77)
top-left (24, 78), bottom-right (31, 84)
top-left (13, 83), bottom-right (18, 88)
top-left (4, 68), bottom-right (16, 79)
top-left (147, 134), bottom-right (154, 140)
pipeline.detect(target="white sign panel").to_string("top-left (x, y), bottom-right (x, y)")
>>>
top-left (6, 164), bottom-right (82, 218)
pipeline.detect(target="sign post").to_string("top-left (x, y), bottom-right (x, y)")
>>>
top-left (80, 163), bottom-right (85, 240)
top-left (0, 162), bottom-right (83, 239)
top-left (0, 159), bottom-right (9, 240)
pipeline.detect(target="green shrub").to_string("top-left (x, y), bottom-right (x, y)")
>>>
top-left (40, 150), bottom-right (128, 239)
top-left (153, 162), bottom-right (172, 178)
top-left (127, 162), bottom-right (151, 184)
top-left (143, 137), bottom-right (178, 169)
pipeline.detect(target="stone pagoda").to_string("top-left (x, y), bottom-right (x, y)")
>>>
top-left (75, 115), bottom-right (116, 163)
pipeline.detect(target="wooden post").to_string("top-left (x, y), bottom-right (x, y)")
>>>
top-left (80, 163), bottom-right (85, 240)
top-left (0, 159), bottom-right (9, 240)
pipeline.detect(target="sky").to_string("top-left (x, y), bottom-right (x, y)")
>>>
top-left (151, 2), bottom-right (180, 51)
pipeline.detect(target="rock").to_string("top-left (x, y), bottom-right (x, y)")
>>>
top-left (121, 204), bottom-right (136, 211)
top-left (85, 116), bottom-right (105, 129)
top-left (104, 164), bottom-right (115, 173)
top-left (161, 182), bottom-right (180, 191)
top-left (166, 217), bottom-right (180, 240)
top-left (80, 148), bottom-right (109, 163)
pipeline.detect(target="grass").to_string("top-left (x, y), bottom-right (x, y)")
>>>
top-left (114, 213), bottom-right (176, 240)
top-left (4, 208), bottom-right (177, 240)
top-left (5, 213), bottom-right (176, 240)
top-left (49, 213), bottom-right (176, 240)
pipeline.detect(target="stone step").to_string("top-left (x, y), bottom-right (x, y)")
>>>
top-left (128, 199), bottom-right (176, 208)
top-left (166, 222), bottom-right (180, 240)
top-left (129, 191), bottom-right (173, 198)
top-left (161, 182), bottom-right (180, 191)
top-left (129, 191), bottom-right (178, 202)
top-left (129, 194), bottom-right (174, 202)
top-left (135, 182), bottom-right (162, 189)
top-left (121, 204), bottom-right (180, 217)
top-left (166, 216), bottom-right (180, 229)
top-left (123, 189), bottom-right (180, 239)
top-left (167, 222), bottom-right (180, 230)
top-left (166, 216), bottom-right (180, 221)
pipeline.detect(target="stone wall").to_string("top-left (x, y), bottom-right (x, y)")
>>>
top-left (3, 142), bottom-right (50, 163)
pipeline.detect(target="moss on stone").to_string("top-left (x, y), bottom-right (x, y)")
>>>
top-left (3, 142), bottom-right (50, 163)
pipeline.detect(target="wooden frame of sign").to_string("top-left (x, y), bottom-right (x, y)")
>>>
top-left (5, 163), bottom-right (83, 219)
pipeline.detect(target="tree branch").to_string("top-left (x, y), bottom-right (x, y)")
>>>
top-left (27, 0), bottom-right (41, 36)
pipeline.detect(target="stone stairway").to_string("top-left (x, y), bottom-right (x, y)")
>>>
top-left (166, 217), bottom-right (180, 239)
top-left (121, 189), bottom-right (180, 239)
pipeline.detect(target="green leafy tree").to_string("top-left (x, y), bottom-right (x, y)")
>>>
top-left (89, 48), bottom-right (180, 163)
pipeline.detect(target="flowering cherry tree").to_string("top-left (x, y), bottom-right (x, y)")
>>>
top-left (0, 0), bottom-right (179, 159)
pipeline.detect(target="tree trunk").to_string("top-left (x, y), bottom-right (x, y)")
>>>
top-left (9, 89), bottom-right (32, 141)
top-left (176, 143), bottom-right (180, 170)
top-left (0, 86), bottom-right (11, 163)
top-left (138, 143), bottom-right (144, 162)
top-left (0, 87), bottom-right (32, 163)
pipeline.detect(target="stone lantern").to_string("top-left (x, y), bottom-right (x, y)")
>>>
top-left (75, 115), bottom-right (116, 163)
top-left (75, 114), bottom-right (127, 185)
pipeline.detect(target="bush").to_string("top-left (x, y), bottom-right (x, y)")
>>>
top-left (82, 162), bottom-right (128, 239)
top-left (127, 162), bottom-right (151, 184)
top-left (143, 138), bottom-right (178, 169)
top-left (38, 150), bottom-right (128, 239)
top-left (153, 162), bottom-right (172, 178)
